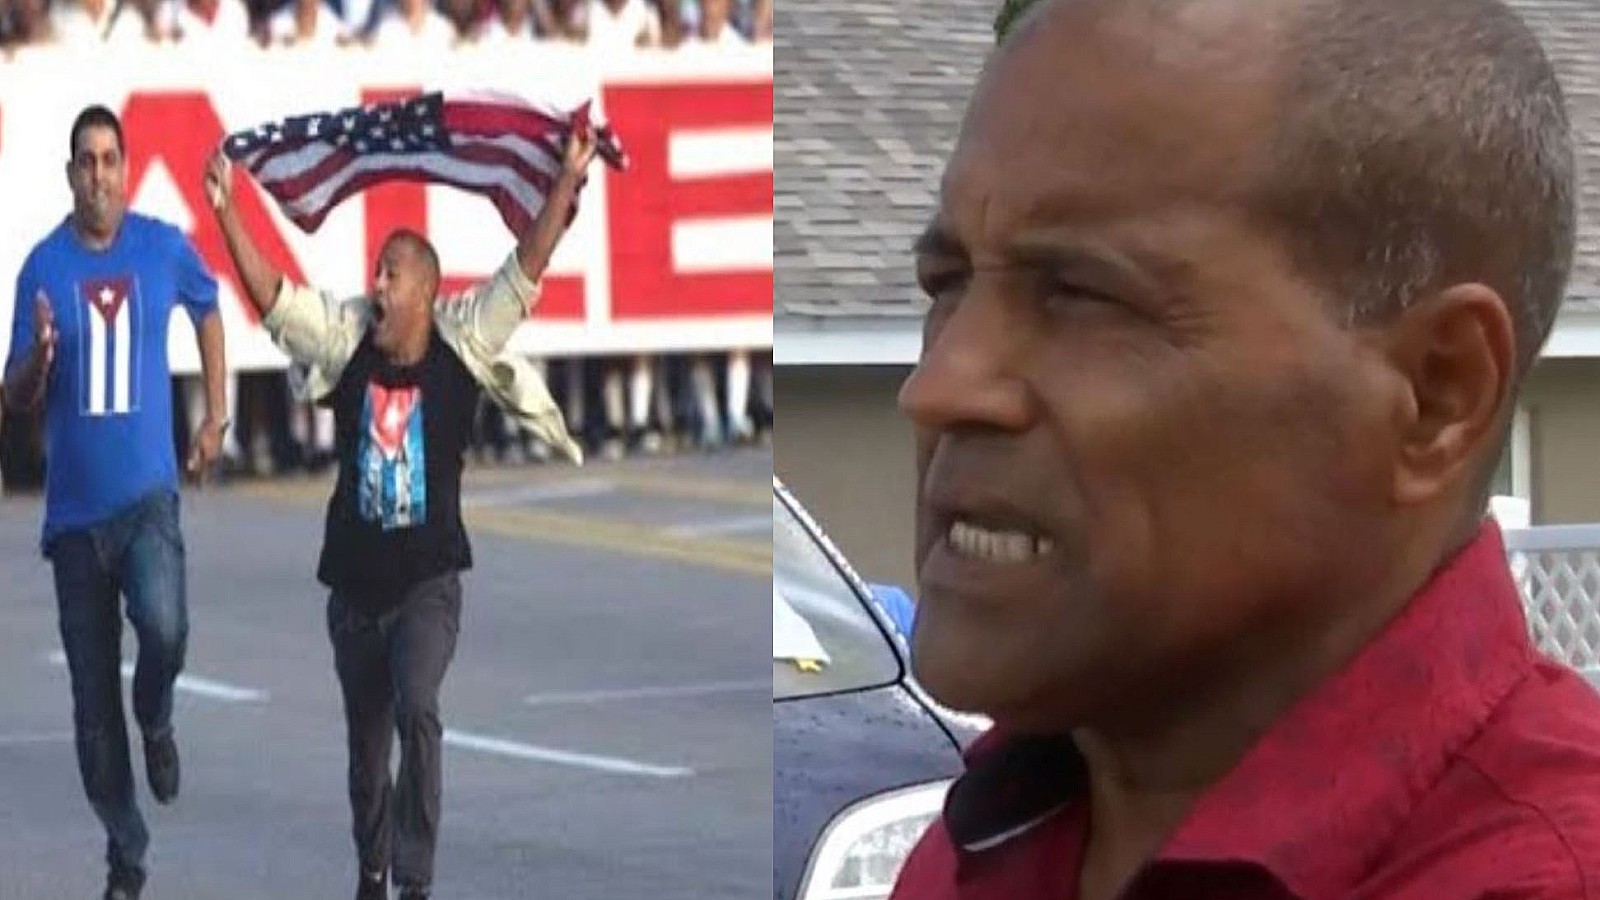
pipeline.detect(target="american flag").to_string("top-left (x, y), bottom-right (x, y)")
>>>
top-left (221, 91), bottom-right (627, 235)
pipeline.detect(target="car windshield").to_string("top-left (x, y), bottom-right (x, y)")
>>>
top-left (773, 486), bottom-right (902, 701)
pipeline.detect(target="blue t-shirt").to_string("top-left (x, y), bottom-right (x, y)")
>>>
top-left (5, 213), bottom-right (219, 545)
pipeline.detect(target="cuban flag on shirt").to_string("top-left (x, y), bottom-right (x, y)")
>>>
top-left (358, 382), bottom-right (427, 530)
top-left (78, 276), bottom-right (141, 417)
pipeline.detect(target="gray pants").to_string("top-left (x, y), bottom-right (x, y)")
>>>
top-left (327, 573), bottom-right (461, 891)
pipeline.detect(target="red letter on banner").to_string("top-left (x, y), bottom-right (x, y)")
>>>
top-left (601, 81), bottom-right (773, 319)
top-left (121, 92), bottom-right (307, 324)
top-left (360, 87), bottom-right (584, 319)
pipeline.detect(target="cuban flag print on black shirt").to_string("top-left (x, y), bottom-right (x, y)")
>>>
top-left (358, 381), bottom-right (427, 530)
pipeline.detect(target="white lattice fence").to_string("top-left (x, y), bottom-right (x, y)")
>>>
top-left (1505, 524), bottom-right (1600, 671)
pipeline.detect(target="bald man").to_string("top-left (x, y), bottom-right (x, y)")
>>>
top-left (203, 127), bottom-right (596, 900)
top-left (890, 0), bottom-right (1600, 898)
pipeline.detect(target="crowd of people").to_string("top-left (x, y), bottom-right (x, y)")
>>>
top-left (0, 345), bottom-right (775, 489)
top-left (0, 0), bottom-right (771, 52)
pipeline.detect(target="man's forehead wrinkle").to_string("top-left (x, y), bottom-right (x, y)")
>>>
top-left (943, 149), bottom-right (1125, 251)
top-left (967, 31), bottom-right (1285, 180)
top-left (942, 165), bottom-right (1092, 263)
top-left (973, 188), bottom-right (1006, 261)
top-left (945, 126), bottom-right (1081, 232)
top-left (1011, 0), bottom-right (1292, 79)
top-left (936, 148), bottom-right (995, 252)
top-left (942, 14), bottom-right (1290, 264)
top-left (938, 171), bottom-right (1026, 262)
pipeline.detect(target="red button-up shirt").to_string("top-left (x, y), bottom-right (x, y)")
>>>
top-left (890, 522), bottom-right (1600, 899)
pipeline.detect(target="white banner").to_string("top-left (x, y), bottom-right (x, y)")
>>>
top-left (0, 43), bottom-right (773, 373)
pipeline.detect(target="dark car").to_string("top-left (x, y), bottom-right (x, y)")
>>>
top-left (773, 477), bottom-right (983, 900)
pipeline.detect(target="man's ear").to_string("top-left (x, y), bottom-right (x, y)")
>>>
top-left (1382, 283), bottom-right (1515, 507)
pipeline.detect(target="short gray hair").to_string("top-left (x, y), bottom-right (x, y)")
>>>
top-left (1257, 0), bottom-right (1575, 376)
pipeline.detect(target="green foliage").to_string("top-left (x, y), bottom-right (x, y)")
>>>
top-left (994, 0), bottom-right (1043, 43)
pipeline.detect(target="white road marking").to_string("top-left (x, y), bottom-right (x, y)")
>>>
top-left (667, 514), bottom-right (772, 538)
top-left (0, 731), bottom-right (74, 746)
top-left (462, 479), bottom-right (615, 508)
top-left (524, 679), bottom-right (770, 707)
top-left (442, 728), bottom-right (693, 778)
top-left (45, 651), bottom-right (269, 703)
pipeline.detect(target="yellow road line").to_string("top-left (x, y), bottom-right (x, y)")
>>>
top-left (467, 506), bottom-right (769, 577)
top-left (462, 466), bottom-right (768, 507)
top-left (236, 479), bottom-right (770, 577)
top-left (585, 470), bottom-right (767, 507)
top-left (235, 479), bottom-right (334, 504)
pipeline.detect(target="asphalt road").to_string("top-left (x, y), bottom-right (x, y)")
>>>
top-left (0, 448), bottom-right (771, 900)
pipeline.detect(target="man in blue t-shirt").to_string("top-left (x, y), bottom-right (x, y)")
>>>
top-left (2, 105), bottom-right (228, 900)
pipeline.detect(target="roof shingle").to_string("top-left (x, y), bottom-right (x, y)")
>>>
top-left (775, 0), bottom-right (1600, 320)
top-left (1513, 0), bottom-right (1600, 304)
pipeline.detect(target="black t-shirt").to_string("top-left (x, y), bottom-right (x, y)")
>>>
top-left (316, 332), bottom-right (481, 607)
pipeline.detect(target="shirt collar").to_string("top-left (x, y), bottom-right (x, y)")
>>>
top-left (943, 520), bottom-right (1535, 898)
top-left (944, 729), bottom-right (1081, 853)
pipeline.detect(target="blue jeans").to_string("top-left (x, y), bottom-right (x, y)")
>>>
top-left (46, 489), bottom-right (188, 876)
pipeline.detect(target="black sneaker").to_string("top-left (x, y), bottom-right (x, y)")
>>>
top-left (396, 889), bottom-right (429, 900)
top-left (355, 870), bottom-right (388, 900)
top-left (103, 865), bottom-right (145, 900)
top-left (144, 731), bottom-right (180, 804)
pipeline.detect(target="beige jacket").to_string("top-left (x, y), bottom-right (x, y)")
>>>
top-left (259, 252), bottom-right (584, 464)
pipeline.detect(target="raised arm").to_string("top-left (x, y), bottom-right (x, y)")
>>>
top-left (442, 122), bottom-right (600, 356)
top-left (203, 146), bottom-right (364, 387)
top-left (205, 147), bottom-right (284, 318)
top-left (516, 122), bottom-right (598, 284)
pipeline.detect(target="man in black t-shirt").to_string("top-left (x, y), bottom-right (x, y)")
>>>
top-left (204, 126), bottom-right (598, 900)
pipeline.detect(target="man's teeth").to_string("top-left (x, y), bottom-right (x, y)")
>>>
top-left (947, 519), bottom-right (1053, 563)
